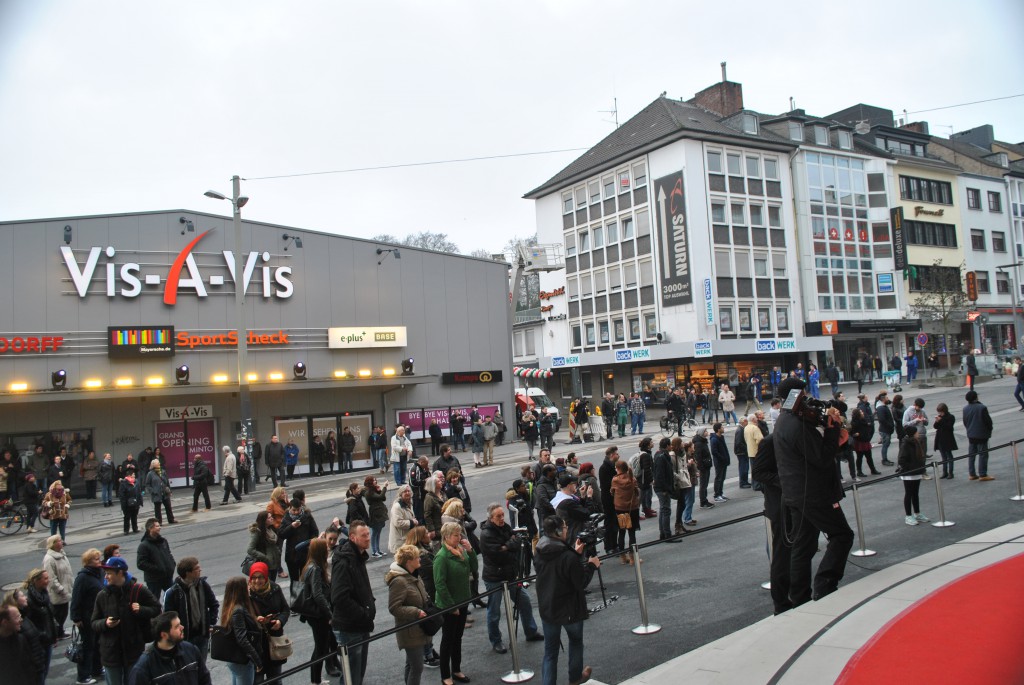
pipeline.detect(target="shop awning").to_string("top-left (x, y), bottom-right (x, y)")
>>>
top-left (513, 366), bottom-right (553, 379)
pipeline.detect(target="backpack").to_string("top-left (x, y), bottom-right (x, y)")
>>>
top-left (129, 582), bottom-right (154, 642)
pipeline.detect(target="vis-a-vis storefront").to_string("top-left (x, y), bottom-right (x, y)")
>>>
top-left (0, 210), bottom-right (512, 487)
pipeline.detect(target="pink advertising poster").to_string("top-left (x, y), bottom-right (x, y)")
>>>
top-left (155, 419), bottom-right (218, 487)
top-left (396, 404), bottom-right (501, 440)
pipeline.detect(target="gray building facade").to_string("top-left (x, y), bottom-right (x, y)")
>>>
top-left (0, 210), bottom-right (512, 486)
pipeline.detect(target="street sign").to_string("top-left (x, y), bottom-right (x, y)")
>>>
top-left (916, 333), bottom-right (929, 346)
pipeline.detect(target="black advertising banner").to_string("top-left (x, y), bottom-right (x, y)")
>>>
top-left (654, 171), bottom-right (693, 306)
top-left (890, 207), bottom-right (907, 270)
top-left (441, 370), bottom-right (503, 385)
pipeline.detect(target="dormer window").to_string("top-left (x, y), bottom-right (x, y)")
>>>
top-left (788, 121), bottom-right (803, 141)
top-left (813, 126), bottom-right (829, 146)
top-left (838, 131), bottom-right (853, 150)
top-left (742, 114), bottom-right (758, 134)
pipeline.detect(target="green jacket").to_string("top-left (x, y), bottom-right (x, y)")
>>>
top-left (432, 545), bottom-right (477, 609)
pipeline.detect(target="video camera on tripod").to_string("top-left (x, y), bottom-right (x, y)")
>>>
top-left (576, 512), bottom-right (606, 557)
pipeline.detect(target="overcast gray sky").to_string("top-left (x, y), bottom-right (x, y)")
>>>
top-left (2, 0), bottom-right (1022, 255)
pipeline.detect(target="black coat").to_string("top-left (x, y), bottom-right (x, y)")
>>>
top-left (712, 433), bottom-right (732, 465)
top-left (897, 436), bottom-right (927, 476)
top-left (330, 540), bottom-right (375, 633)
top-left (70, 565), bottom-right (105, 625)
top-left (91, 579), bottom-right (162, 667)
top-left (598, 458), bottom-right (616, 508)
top-left (25, 585), bottom-right (57, 644)
top-left (191, 460), bottom-right (212, 487)
top-left (652, 450), bottom-right (674, 494)
top-left (162, 577), bottom-right (219, 641)
top-left (249, 583), bottom-right (290, 663)
top-left (534, 535), bottom-right (594, 626)
top-left (534, 475), bottom-right (558, 520)
top-left (932, 413), bottom-right (958, 452)
top-left (128, 640), bottom-right (211, 685)
top-left (774, 410), bottom-right (844, 508)
top-left (692, 434), bottom-right (713, 470)
top-left (876, 403), bottom-right (895, 435)
top-left (137, 532), bottom-right (176, 590)
top-left (0, 629), bottom-right (44, 685)
top-left (751, 434), bottom-right (781, 520)
top-left (263, 442), bottom-right (285, 468)
top-left (480, 520), bottom-right (525, 583)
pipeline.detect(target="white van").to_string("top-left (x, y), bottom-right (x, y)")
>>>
top-left (515, 387), bottom-right (561, 431)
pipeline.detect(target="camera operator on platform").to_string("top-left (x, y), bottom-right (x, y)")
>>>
top-left (479, 503), bottom-right (545, 654)
top-left (773, 377), bottom-right (855, 607)
top-left (536, 515), bottom-right (600, 685)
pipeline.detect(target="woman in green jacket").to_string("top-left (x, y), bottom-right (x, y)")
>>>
top-left (433, 521), bottom-right (477, 685)
top-left (247, 512), bottom-right (281, 581)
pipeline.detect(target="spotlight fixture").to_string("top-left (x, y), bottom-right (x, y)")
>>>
top-left (376, 248), bottom-right (401, 265)
top-left (268, 372), bottom-right (285, 381)
top-left (175, 365), bottom-right (190, 385)
top-left (282, 233), bottom-right (303, 251)
top-left (63, 225), bottom-right (73, 245)
top-left (51, 369), bottom-right (67, 390)
top-left (401, 357), bottom-right (415, 376)
top-left (179, 216), bottom-right (195, 235)
top-left (293, 361), bottom-right (307, 380)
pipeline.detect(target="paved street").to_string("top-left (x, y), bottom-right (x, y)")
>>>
top-left (3, 375), bottom-right (1023, 685)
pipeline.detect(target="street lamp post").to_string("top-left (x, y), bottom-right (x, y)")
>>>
top-left (205, 175), bottom-right (252, 449)
top-left (996, 261), bottom-right (1024, 354)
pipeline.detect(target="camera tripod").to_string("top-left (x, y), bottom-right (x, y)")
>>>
top-left (583, 538), bottom-right (618, 614)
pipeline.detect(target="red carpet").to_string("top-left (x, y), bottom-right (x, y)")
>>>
top-left (835, 551), bottom-right (1024, 685)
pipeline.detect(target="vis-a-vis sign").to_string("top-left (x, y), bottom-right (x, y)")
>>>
top-left (327, 327), bottom-right (408, 348)
top-left (654, 171), bottom-right (693, 307)
top-left (60, 229), bottom-right (294, 304)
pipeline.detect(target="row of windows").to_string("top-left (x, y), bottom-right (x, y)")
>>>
top-left (571, 311), bottom-right (657, 348)
top-left (719, 305), bottom-right (791, 333)
top-left (876, 136), bottom-right (926, 158)
top-left (970, 229), bottom-right (1007, 252)
top-left (899, 175), bottom-right (953, 205)
top-left (567, 260), bottom-right (653, 299)
top-left (817, 295), bottom-right (896, 311)
top-left (905, 220), bottom-right (958, 248)
top-left (563, 162), bottom-right (648, 214)
top-left (786, 122), bottom-right (853, 149)
top-left (966, 188), bottom-right (1003, 212)
top-left (707, 150), bottom-right (781, 180)
top-left (711, 201), bottom-right (783, 228)
top-left (565, 209), bottom-right (651, 257)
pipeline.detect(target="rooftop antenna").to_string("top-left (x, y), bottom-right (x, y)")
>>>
top-left (599, 97), bottom-right (619, 128)
top-left (789, 96), bottom-right (795, 111)
top-left (721, 61), bottom-right (727, 82)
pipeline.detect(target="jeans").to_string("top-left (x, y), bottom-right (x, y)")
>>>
top-left (786, 502), bottom-right (855, 606)
top-left (189, 635), bottom-right (209, 666)
top-left (713, 459), bottom-right (728, 497)
top-left (630, 413), bottom-right (642, 434)
top-left (333, 630), bottom-right (369, 685)
top-left (122, 506), bottom-right (139, 534)
top-left (269, 464), bottom-right (286, 487)
top-left (103, 664), bottom-right (124, 685)
top-left (968, 440), bottom-right (989, 477)
top-left (1015, 382), bottom-right (1024, 409)
top-left (640, 483), bottom-right (653, 512)
top-left (879, 432), bottom-right (892, 462)
top-left (102, 481), bottom-right (114, 504)
top-left (226, 661), bottom-right (255, 685)
top-left (370, 522), bottom-right (385, 555)
top-left (542, 618), bottom-right (584, 685)
top-left (374, 448), bottom-right (387, 471)
top-left (222, 476), bottom-right (241, 503)
top-left (656, 491), bottom-right (672, 537)
top-left (526, 440), bottom-right (536, 459)
top-left (699, 466), bottom-right (711, 505)
top-left (78, 618), bottom-right (103, 681)
top-left (702, 407), bottom-right (713, 423)
top-left (484, 580), bottom-right (538, 646)
top-left (682, 487), bottom-right (695, 523)
top-left (939, 448), bottom-right (954, 476)
top-left (308, 617), bottom-right (332, 684)
top-left (724, 410), bottom-right (737, 425)
top-left (453, 434), bottom-right (466, 451)
top-left (604, 417), bottom-right (613, 439)
top-left (737, 454), bottom-right (749, 486)
top-left (50, 518), bottom-right (67, 541)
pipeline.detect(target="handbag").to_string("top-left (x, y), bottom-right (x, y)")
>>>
top-left (64, 626), bottom-right (84, 663)
top-left (240, 555), bottom-right (255, 576)
top-left (267, 633), bottom-right (293, 661)
top-left (616, 512), bottom-right (632, 529)
top-left (420, 602), bottom-right (444, 636)
top-left (210, 625), bottom-right (249, 665)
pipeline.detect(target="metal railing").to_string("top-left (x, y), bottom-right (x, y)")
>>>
top-left (262, 436), bottom-right (1024, 684)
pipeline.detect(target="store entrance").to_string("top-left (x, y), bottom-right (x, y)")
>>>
top-left (834, 338), bottom-right (876, 381)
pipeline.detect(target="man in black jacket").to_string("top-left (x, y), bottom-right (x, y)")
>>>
top-left (190, 455), bottom-right (212, 513)
top-left (665, 389), bottom-right (685, 436)
top-left (692, 430), bottom-right (714, 509)
top-left (127, 611), bottom-right (211, 685)
top-left (136, 519), bottom-right (176, 598)
top-left (331, 521), bottom-right (374, 685)
top-left (651, 437), bottom-right (679, 542)
top-left (751, 434), bottom-right (792, 615)
top-left (535, 515), bottom-right (600, 685)
top-left (773, 378), bottom-right (854, 607)
top-left (0, 605), bottom-right (44, 685)
top-left (875, 394), bottom-right (895, 465)
top-left (264, 435), bottom-right (286, 487)
top-left (597, 446), bottom-right (620, 553)
top-left (91, 557), bottom-right (162, 685)
top-left (480, 504), bottom-right (543, 653)
top-left (551, 474), bottom-right (600, 546)
top-left (162, 557), bottom-right (219, 665)
top-left (600, 393), bottom-right (616, 439)
top-left (534, 464), bottom-right (559, 524)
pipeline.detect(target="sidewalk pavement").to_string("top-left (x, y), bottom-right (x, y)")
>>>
top-left (617, 519), bottom-right (1024, 685)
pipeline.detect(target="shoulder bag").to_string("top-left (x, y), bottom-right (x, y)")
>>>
top-left (64, 626), bottom-right (84, 663)
top-left (210, 625), bottom-right (249, 665)
top-left (616, 484), bottom-right (638, 530)
top-left (268, 633), bottom-right (293, 661)
top-left (420, 601), bottom-right (444, 636)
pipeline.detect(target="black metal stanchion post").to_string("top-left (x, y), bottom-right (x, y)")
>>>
top-left (1010, 442), bottom-right (1024, 502)
top-left (761, 515), bottom-right (772, 590)
top-left (500, 583), bottom-right (534, 683)
top-left (930, 462), bottom-right (955, 527)
top-left (850, 482), bottom-right (876, 557)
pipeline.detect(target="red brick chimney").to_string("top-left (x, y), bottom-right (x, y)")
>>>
top-left (899, 121), bottom-right (930, 135)
top-left (689, 80), bottom-right (744, 118)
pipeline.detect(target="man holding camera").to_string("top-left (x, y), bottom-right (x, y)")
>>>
top-left (773, 378), bottom-right (855, 607)
top-left (536, 515), bottom-right (600, 685)
top-left (480, 504), bottom-right (544, 654)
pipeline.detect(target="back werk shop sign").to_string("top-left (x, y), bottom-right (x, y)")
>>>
top-left (654, 170), bottom-right (694, 307)
top-left (441, 370), bottom-right (503, 385)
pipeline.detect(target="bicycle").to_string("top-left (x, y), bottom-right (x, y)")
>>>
top-left (660, 412), bottom-right (698, 438)
top-left (0, 498), bottom-right (28, 535)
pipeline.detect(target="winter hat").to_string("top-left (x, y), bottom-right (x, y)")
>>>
top-left (248, 561), bottom-right (270, 579)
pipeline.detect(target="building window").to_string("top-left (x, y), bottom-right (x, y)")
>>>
top-left (967, 188), bottom-right (981, 209)
top-left (719, 307), bottom-right (734, 332)
top-left (603, 176), bottom-right (615, 199)
top-left (767, 205), bottom-right (781, 227)
top-left (633, 162), bottom-right (647, 188)
top-left (727, 153), bottom-right (741, 175)
top-left (622, 217), bottom-right (635, 239)
top-left (899, 175), bottom-right (953, 205)
top-left (629, 317), bottom-right (641, 340)
top-left (976, 271), bottom-right (990, 293)
top-left (589, 180), bottom-right (601, 205)
top-left (567, 277), bottom-right (579, 300)
top-left (575, 186), bottom-right (587, 209)
top-left (764, 158), bottom-right (779, 180)
top-left (838, 130), bottom-right (853, 149)
top-left (776, 307), bottom-right (790, 331)
top-left (524, 330), bottom-right (535, 355)
top-left (571, 325), bottom-right (581, 348)
top-left (997, 272), bottom-right (1010, 294)
top-left (731, 203), bottom-right (745, 224)
top-left (738, 306), bottom-right (753, 332)
top-left (606, 220), bottom-right (618, 243)
top-left (988, 191), bottom-right (1002, 212)
top-left (754, 255), bottom-right (768, 277)
top-left (711, 203), bottom-right (726, 223)
top-left (562, 192), bottom-right (573, 214)
top-left (581, 274), bottom-right (592, 297)
top-left (905, 220), bottom-right (958, 247)
top-left (741, 114), bottom-right (758, 134)
top-left (788, 122), bottom-right (803, 141)
top-left (971, 229), bottom-right (986, 251)
top-left (579, 230), bottom-right (590, 252)
top-left (746, 156), bottom-right (761, 178)
top-left (585, 322), bottom-right (596, 345)
top-left (757, 307), bottom-right (771, 332)
top-left (993, 231), bottom-right (1007, 252)
top-left (614, 319), bottom-right (625, 342)
top-left (565, 232), bottom-right (577, 257)
top-left (814, 126), bottom-right (828, 146)
top-left (715, 250), bottom-right (733, 277)
top-left (624, 263), bottom-right (637, 288)
top-left (707, 150), bottom-right (722, 173)
top-left (772, 253), bottom-right (787, 277)
top-left (618, 170), bottom-right (631, 193)
top-left (908, 264), bottom-right (961, 292)
top-left (608, 266), bottom-right (621, 291)
top-left (593, 226), bottom-right (604, 249)
top-left (599, 321), bottom-right (610, 344)
top-left (595, 270), bottom-right (607, 294)
top-left (644, 313), bottom-right (657, 338)
top-left (750, 204), bottom-right (764, 226)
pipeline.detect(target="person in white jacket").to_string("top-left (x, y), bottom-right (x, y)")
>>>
top-left (220, 445), bottom-right (242, 505)
top-left (42, 534), bottom-right (74, 638)
top-left (388, 485), bottom-right (419, 554)
top-left (390, 426), bottom-right (413, 486)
